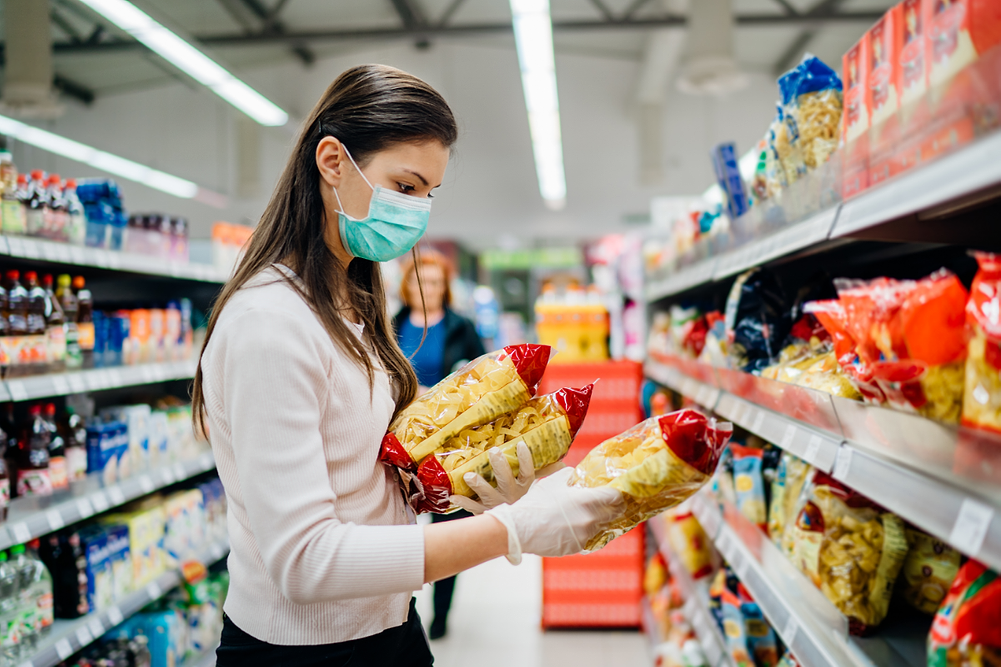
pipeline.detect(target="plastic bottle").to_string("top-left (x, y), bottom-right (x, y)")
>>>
top-left (56, 275), bottom-right (81, 370)
top-left (9, 544), bottom-right (34, 656)
top-left (0, 426), bottom-right (8, 522)
top-left (0, 156), bottom-right (23, 236)
top-left (24, 170), bottom-right (47, 238)
top-left (6, 174), bottom-right (28, 236)
top-left (45, 175), bottom-right (67, 242)
top-left (24, 272), bottom-right (48, 375)
top-left (24, 540), bottom-right (52, 638)
top-left (63, 179), bottom-right (86, 246)
top-left (73, 276), bottom-right (94, 369)
top-left (4, 272), bottom-right (26, 337)
top-left (42, 275), bottom-right (66, 374)
top-left (43, 404), bottom-right (67, 492)
top-left (0, 551), bottom-right (20, 663)
top-left (16, 405), bottom-right (51, 498)
top-left (58, 407), bottom-right (88, 482)
top-left (0, 272), bottom-right (9, 338)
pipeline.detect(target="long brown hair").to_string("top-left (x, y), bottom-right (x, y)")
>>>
top-left (192, 64), bottom-right (458, 436)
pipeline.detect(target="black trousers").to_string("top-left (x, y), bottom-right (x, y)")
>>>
top-left (216, 598), bottom-right (433, 667)
top-left (430, 510), bottom-right (472, 622)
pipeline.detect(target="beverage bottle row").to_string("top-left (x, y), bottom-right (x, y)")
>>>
top-left (0, 540), bottom-right (54, 665)
top-left (0, 271), bottom-right (94, 376)
top-left (0, 403), bottom-right (89, 509)
top-left (0, 154), bottom-right (85, 245)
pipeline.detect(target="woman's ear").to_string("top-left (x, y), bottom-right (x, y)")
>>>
top-left (316, 136), bottom-right (346, 188)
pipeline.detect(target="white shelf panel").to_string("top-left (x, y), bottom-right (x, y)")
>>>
top-left (0, 235), bottom-right (227, 283)
top-left (834, 130), bottom-right (1001, 238)
top-left (25, 538), bottom-right (229, 667)
top-left (0, 451), bottom-right (216, 551)
top-left (645, 357), bottom-right (1001, 574)
top-left (645, 259), bottom-right (717, 303)
top-left (712, 206), bottom-right (840, 282)
top-left (5, 360), bottom-right (197, 402)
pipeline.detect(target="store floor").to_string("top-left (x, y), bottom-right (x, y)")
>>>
top-left (415, 555), bottom-right (649, 667)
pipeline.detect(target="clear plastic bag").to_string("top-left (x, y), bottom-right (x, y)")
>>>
top-left (569, 409), bottom-right (732, 552)
top-left (412, 385), bottom-right (593, 513)
top-left (380, 344), bottom-right (551, 471)
top-left (963, 252), bottom-right (1001, 432)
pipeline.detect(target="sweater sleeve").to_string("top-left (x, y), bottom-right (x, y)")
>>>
top-left (217, 309), bottom-right (425, 605)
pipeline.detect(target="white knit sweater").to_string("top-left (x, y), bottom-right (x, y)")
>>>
top-left (201, 265), bottom-right (425, 645)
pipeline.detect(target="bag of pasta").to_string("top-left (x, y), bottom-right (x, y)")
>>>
top-left (380, 344), bottom-right (551, 472)
top-left (898, 527), bottom-right (961, 615)
top-left (569, 409), bottom-right (732, 552)
top-left (412, 385), bottom-right (593, 513)
top-left (927, 560), bottom-right (1001, 667)
top-left (787, 472), bottom-right (908, 634)
top-left (963, 252), bottom-right (1001, 432)
top-left (781, 54), bottom-right (843, 171)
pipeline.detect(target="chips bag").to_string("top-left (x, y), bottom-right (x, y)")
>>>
top-left (665, 510), bottom-right (714, 580)
top-left (380, 344), bottom-right (551, 471)
top-left (898, 527), bottom-right (962, 615)
top-left (788, 472), bottom-right (908, 634)
top-left (722, 588), bottom-right (754, 667)
top-left (570, 409), bottom-right (732, 551)
top-left (769, 452), bottom-right (811, 549)
top-left (928, 560), bottom-right (1001, 667)
top-left (963, 252), bottom-right (1001, 433)
top-left (412, 385), bottom-right (593, 513)
top-left (731, 443), bottom-right (768, 531)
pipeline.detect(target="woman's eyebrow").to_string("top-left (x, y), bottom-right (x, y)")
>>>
top-left (403, 168), bottom-right (429, 186)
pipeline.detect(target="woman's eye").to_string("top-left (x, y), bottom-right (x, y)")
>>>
top-left (397, 183), bottom-right (415, 193)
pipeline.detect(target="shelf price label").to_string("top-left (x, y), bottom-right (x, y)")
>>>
top-left (780, 424), bottom-right (797, 449)
top-left (76, 498), bottom-right (94, 519)
top-left (46, 509), bottom-right (65, 531)
top-left (833, 446), bottom-right (854, 481)
top-left (7, 381), bottom-right (27, 402)
top-left (10, 523), bottom-right (30, 545)
top-left (55, 638), bottom-right (74, 660)
top-left (804, 435), bottom-right (822, 464)
top-left (782, 616), bottom-right (799, 646)
top-left (90, 492), bottom-right (110, 513)
top-left (68, 374), bottom-right (87, 394)
top-left (950, 498), bottom-right (995, 557)
top-left (107, 605), bottom-right (124, 626)
top-left (52, 376), bottom-right (70, 396)
top-left (147, 582), bottom-right (163, 600)
top-left (76, 625), bottom-right (93, 647)
top-left (107, 487), bottom-right (126, 506)
top-left (751, 410), bottom-right (766, 434)
top-left (139, 476), bottom-right (155, 494)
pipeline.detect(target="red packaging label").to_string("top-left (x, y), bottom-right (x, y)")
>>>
top-left (843, 39), bottom-right (871, 141)
top-left (869, 9), bottom-right (901, 126)
top-left (17, 468), bottom-right (53, 497)
top-left (899, 0), bottom-right (927, 102)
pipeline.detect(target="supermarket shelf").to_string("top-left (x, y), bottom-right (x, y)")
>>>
top-left (833, 129), bottom-right (1001, 239)
top-left (26, 537), bottom-right (230, 667)
top-left (648, 517), bottom-right (734, 667)
top-left (5, 359), bottom-right (198, 403)
top-left (0, 450), bottom-right (216, 551)
top-left (645, 259), bottom-right (717, 303)
top-left (0, 235), bottom-right (227, 283)
top-left (703, 494), bottom-right (921, 667)
top-left (646, 357), bottom-right (1001, 573)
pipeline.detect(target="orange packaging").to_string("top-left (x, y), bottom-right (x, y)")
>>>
top-left (898, 0), bottom-right (929, 105)
top-left (130, 309), bottom-right (151, 363)
top-left (842, 38), bottom-right (871, 198)
top-left (926, 0), bottom-right (1001, 87)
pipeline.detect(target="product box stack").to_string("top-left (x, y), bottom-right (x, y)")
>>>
top-left (538, 360), bottom-right (646, 629)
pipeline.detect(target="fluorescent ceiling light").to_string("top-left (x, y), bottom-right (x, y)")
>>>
top-left (0, 114), bottom-right (199, 198)
top-left (78, 0), bottom-right (288, 127)
top-left (510, 0), bottom-right (566, 211)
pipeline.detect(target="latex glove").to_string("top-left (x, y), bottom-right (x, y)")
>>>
top-left (450, 442), bottom-right (548, 515)
top-left (486, 467), bottom-right (625, 565)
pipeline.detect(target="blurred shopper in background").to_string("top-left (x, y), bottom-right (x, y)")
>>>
top-left (394, 250), bottom-right (485, 639)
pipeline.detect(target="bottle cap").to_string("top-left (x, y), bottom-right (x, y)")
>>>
top-left (72, 276), bottom-right (85, 290)
top-left (45, 403), bottom-right (56, 416)
top-left (65, 179), bottom-right (76, 189)
top-left (5, 270), bottom-right (18, 281)
top-left (24, 271), bottom-right (37, 283)
top-left (42, 274), bottom-right (53, 287)
top-left (28, 405), bottom-right (41, 416)
top-left (10, 544), bottom-right (24, 555)
top-left (30, 169), bottom-right (44, 180)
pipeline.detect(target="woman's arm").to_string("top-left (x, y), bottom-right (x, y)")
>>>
top-left (423, 514), bottom-right (508, 583)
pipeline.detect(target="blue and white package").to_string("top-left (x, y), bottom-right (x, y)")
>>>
top-left (711, 142), bottom-right (750, 221)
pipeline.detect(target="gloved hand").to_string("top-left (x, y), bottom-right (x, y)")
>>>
top-left (486, 467), bottom-right (625, 565)
top-left (450, 442), bottom-right (562, 515)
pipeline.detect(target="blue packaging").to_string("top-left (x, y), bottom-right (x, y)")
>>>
top-left (742, 599), bottom-right (779, 667)
top-left (711, 142), bottom-right (750, 221)
top-left (79, 527), bottom-right (113, 612)
top-left (137, 610), bottom-right (183, 667)
top-left (101, 523), bottom-right (132, 601)
top-left (87, 419), bottom-right (128, 484)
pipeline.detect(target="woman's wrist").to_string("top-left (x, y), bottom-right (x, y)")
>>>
top-left (423, 513), bottom-right (511, 583)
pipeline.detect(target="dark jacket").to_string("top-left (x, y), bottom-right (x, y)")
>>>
top-left (392, 306), bottom-right (486, 379)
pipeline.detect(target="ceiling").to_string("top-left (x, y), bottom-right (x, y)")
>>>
top-left (8, 0), bottom-right (897, 106)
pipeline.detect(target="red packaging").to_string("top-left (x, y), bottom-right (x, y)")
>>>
top-left (413, 385), bottom-right (593, 513)
top-left (842, 38), bottom-right (872, 197)
top-left (928, 560), bottom-right (1001, 665)
top-left (899, 0), bottom-right (930, 105)
top-left (963, 253), bottom-right (1001, 432)
top-left (926, 0), bottom-right (1001, 87)
top-left (870, 7), bottom-right (903, 126)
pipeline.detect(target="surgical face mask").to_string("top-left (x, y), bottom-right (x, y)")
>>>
top-left (331, 146), bottom-right (431, 262)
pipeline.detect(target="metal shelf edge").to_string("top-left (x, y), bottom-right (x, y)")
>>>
top-left (5, 360), bottom-right (198, 402)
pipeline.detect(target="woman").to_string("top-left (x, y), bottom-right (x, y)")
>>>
top-left (394, 252), bottom-right (484, 640)
top-left (193, 64), bottom-right (623, 666)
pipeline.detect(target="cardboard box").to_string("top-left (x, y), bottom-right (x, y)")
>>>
top-left (926, 0), bottom-right (1001, 87)
top-left (869, 6), bottom-right (902, 127)
top-left (899, 0), bottom-right (929, 105)
top-left (843, 37), bottom-right (871, 143)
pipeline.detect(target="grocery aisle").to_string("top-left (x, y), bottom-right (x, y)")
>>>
top-left (415, 555), bottom-right (649, 667)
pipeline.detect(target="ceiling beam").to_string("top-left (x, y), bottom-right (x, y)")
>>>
top-left (34, 10), bottom-right (885, 54)
top-left (214, 0), bottom-right (316, 65)
top-left (770, 0), bottom-right (799, 15)
top-left (772, 0), bottom-right (848, 75)
top-left (436, 0), bottom-right (466, 28)
top-left (388, 0), bottom-right (427, 28)
top-left (53, 73), bottom-right (95, 104)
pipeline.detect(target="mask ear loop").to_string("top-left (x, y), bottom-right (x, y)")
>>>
top-left (324, 136), bottom-right (373, 217)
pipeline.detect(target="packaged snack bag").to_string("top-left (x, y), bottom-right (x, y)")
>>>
top-left (963, 252), bottom-right (1001, 432)
top-left (731, 444), bottom-right (768, 531)
top-left (722, 588), bottom-right (754, 667)
top-left (788, 472), bottom-right (908, 634)
top-left (412, 385), bottom-right (592, 513)
top-left (380, 344), bottom-right (551, 471)
top-left (898, 526), bottom-right (961, 615)
top-left (773, 452), bottom-right (812, 555)
top-left (570, 409), bottom-right (733, 551)
top-left (709, 567), bottom-right (728, 630)
top-left (925, 0), bottom-right (1001, 87)
top-left (644, 551), bottom-right (669, 597)
top-left (805, 299), bottom-right (885, 403)
top-left (742, 594), bottom-right (780, 667)
top-left (927, 560), bottom-right (1001, 666)
top-left (725, 269), bottom-right (790, 374)
top-left (665, 510), bottom-right (714, 579)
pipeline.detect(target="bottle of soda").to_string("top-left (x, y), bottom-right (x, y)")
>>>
top-left (45, 176), bottom-right (67, 242)
top-left (8, 544), bottom-right (34, 655)
top-left (56, 275), bottom-right (81, 370)
top-left (24, 272), bottom-right (47, 374)
top-left (5, 271), bottom-right (27, 376)
top-left (42, 275), bottom-right (66, 374)
top-left (24, 170), bottom-right (47, 238)
top-left (73, 277), bottom-right (94, 369)
top-left (58, 407), bottom-right (88, 482)
top-left (43, 404), bottom-right (67, 492)
top-left (0, 550), bottom-right (20, 662)
top-left (63, 179), bottom-right (86, 246)
top-left (16, 406), bottom-right (51, 498)
top-left (23, 541), bottom-right (52, 638)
